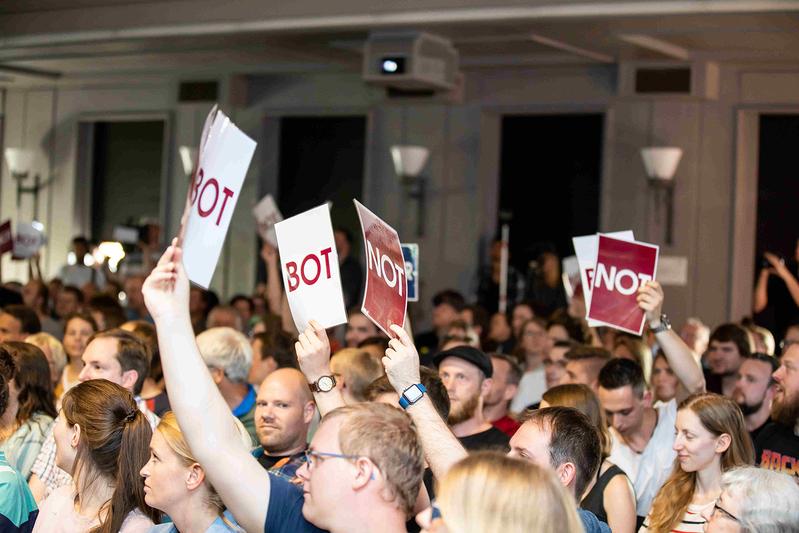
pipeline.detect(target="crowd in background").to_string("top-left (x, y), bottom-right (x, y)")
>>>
top-left (0, 229), bottom-right (796, 533)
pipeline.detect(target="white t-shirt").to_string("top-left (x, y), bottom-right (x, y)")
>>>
top-left (608, 398), bottom-right (678, 517)
top-left (32, 485), bottom-right (153, 532)
top-left (510, 367), bottom-right (547, 413)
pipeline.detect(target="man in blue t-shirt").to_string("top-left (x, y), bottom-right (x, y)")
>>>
top-left (143, 243), bottom-right (425, 533)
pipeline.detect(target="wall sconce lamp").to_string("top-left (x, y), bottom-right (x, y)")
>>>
top-left (641, 146), bottom-right (682, 246)
top-left (4, 148), bottom-right (53, 217)
top-left (179, 146), bottom-right (199, 178)
top-left (391, 145), bottom-right (429, 236)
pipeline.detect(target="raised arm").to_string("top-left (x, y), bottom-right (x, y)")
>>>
top-left (295, 320), bottom-right (346, 416)
top-left (637, 281), bottom-right (705, 400)
top-left (143, 241), bottom-right (269, 533)
top-left (766, 252), bottom-right (799, 309)
top-left (383, 324), bottom-right (467, 480)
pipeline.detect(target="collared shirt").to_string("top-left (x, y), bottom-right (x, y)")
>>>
top-left (232, 384), bottom-right (257, 445)
top-left (0, 451), bottom-right (38, 532)
top-left (31, 397), bottom-right (159, 498)
top-left (608, 398), bottom-right (677, 518)
top-left (251, 448), bottom-right (307, 483)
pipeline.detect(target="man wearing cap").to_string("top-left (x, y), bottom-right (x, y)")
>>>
top-left (434, 345), bottom-right (510, 451)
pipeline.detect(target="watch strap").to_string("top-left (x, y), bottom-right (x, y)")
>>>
top-left (399, 383), bottom-right (427, 409)
top-left (650, 314), bottom-right (671, 334)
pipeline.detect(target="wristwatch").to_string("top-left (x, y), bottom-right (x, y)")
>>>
top-left (399, 383), bottom-right (427, 409)
top-left (650, 313), bottom-right (672, 334)
top-left (310, 375), bottom-right (337, 393)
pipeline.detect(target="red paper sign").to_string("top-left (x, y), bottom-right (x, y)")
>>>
top-left (0, 220), bottom-right (13, 255)
top-left (354, 200), bottom-right (406, 337)
top-left (586, 235), bottom-right (659, 335)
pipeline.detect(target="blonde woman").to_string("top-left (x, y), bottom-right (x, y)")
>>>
top-left (541, 384), bottom-right (637, 533)
top-left (417, 452), bottom-right (583, 533)
top-left (142, 412), bottom-right (248, 532)
top-left (25, 333), bottom-right (67, 392)
top-left (640, 393), bottom-right (754, 532)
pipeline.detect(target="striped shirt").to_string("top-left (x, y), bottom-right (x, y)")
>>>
top-left (639, 500), bottom-right (713, 533)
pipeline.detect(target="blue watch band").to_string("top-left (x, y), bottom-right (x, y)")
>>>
top-left (399, 383), bottom-right (427, 409)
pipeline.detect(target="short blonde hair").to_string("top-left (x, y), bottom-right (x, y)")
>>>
top-left (437, 452), bottom-right (584, 533)
top-left (324, 403), bottom-right (423, 517)
top-left (330, 348), bottom-right (384, 403)
top-left (157, 412), bottom-right (251, 519)
top-left (26, 332), bottom-right (67, 376)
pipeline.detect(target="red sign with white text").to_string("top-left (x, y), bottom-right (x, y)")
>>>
top-left (0, 221), bottom-right (13, 255)
top-left (354, 200), bottom-right (406, 337)
top-left (586, 235), bottom-right (659, 336)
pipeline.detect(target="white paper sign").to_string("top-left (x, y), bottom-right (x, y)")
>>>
top-left (572, 230), bottom-right (634, 327)
top-left (13, 222), bottom-right (45, 259)
top-left (274, 204), bottom-right (347, 332)
top-left (182, 109), bottom-right (257, 288)
top-left (252, 194), bottom-right (283, 247)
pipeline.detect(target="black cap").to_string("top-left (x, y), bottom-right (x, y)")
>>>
top-left (433, 345), bottom-right (493, 379)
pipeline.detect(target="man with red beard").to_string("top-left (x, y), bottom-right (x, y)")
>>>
top-left (754, 344), bottom-right (799, 479)
top-left (434, 345), bottom-right (510, 451)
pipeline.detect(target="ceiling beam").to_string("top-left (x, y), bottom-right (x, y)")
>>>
top-left (529, 33), bottom-right (614, 63)
top-left (618, 34), bottom-right (691, 60)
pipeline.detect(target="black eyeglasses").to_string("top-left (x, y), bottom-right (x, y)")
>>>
top-left (712, 502), bottom-right (740, 523)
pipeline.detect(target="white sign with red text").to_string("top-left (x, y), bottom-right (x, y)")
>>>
top-left (274, 204), bottom-right (347, 332)
top-left (573, 230), bottom-right (634, 327)
top-left (181, 109), bottom-right (257, 288)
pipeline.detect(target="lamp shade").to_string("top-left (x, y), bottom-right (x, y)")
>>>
top-left (179, 146), bottom-right (198, 177)
top-left (4, 148), bottom-right (34, 176)
top-left (641, 147), bottom-right (682, 181)
top-left (391, 145), bottom-right (430, 179)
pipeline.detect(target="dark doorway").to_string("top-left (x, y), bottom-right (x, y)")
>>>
top-left (277, 116), bottom-right (366, 246)
top-left (91, 121), bottom-right (164, 241)
top-left (753, 114), bottom-right (799, 338)
top-left (498, 114), bottom-right (604, 268)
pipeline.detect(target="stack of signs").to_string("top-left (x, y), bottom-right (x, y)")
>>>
top-left (401, 243), bottom-right (419, 302)
top-left (12, 222), bottom-right (46, 259)
top-left (180, 106), bottom-right (257, 288)
top-left (274, 204), bottom-right (347, 333)
top-left (0, 221), bottom-right (13, 255)
top-left (573, 231), bottom-right (659, 336)
top-left (252, 194), bottom-right (283, 247)
top-left (354, 200), bottom-right (407, 336)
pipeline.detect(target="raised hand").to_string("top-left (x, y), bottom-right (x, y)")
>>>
top-left (764, 252), bottom-right (790, 279)
top-left (142, 238), bottom-right (190, 323)
top-left (636, 280), bottom-right (664, 324)
top-left (383, 324), bottom-right (422, 393)
top-left (260, 242), bottom-right (278, 265)
top-left (295, 320), bottom-right (332, 382)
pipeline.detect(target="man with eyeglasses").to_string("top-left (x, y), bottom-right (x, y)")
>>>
top-left (732, 353), bottom-right (778, 443)
top-left (754, 343), bottom-right (799, 480)
top-left (142, 243), bottom-right (425, 533)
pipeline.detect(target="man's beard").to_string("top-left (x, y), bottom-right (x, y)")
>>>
top-left (736, 399), bottom-right (764, 416)
top-left (448, 392), bottom-right (480, 425)
top-left (771, 389), bottom-right (799, 428)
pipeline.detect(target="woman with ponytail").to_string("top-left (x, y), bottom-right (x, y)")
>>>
top-left (640, 393), bottom-right (754, 533)
top-left (143, 412), bottom-right (248, 532)
top-left (33, 379), bottom-right (159, 532)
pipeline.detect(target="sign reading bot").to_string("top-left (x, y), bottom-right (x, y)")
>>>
top-left (274, 204), bottom-right (347, 332)
top-left (181, 106), bottom-right (257, 288)
top-left (354, 200), bottom-right (406, 337)
top-left (586, 235), bottom-right (659, 336)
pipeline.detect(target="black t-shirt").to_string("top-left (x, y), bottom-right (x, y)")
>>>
top-left (457, 426), bottom-right (510, 452)
top-left (703, 368), bottom-right (723, 395)
top-left (754, 422), bottom-right (799, 480)
top-left (750, 418), bottom-right (772, 445)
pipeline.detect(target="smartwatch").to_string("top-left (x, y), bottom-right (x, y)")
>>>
top-left (650, 313), bottom-right (672, 334)
top-left (310, 375), bottom-right (337, 393)
top-left (399, 383), bottom-right (427, 409)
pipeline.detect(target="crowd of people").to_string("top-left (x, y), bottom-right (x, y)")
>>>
top-left (0, 230), bottom-right (796, 533)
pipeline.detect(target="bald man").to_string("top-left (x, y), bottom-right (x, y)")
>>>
top-left (251, 368), bottom-right (316, 481)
